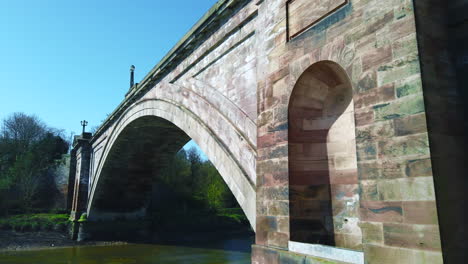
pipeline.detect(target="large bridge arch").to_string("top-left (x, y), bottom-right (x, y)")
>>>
top-left (87, 99), bottom-right (256, 230)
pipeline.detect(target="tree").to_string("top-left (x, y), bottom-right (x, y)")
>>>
top-left (9, 151), bottom-right (41, 210)
top-left (0, 113), bottom-right (68, 214)
top-left (158, 149), bottom-right (191, 194)
top-left (187, 146), bottom-right (202, 193)
top-left (153, 145), bottom-right (240, 213)
top-left (1, 112), bottom-right (47, 158)
top-left (197, 161), bottom-right (232, 211)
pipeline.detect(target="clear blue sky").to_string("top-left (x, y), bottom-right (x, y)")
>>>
top-left (0, 0), bottom-right (217, 157)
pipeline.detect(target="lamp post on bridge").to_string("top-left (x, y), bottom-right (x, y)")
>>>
top-left (130, 65), bottom-right (135, 88)
top-left (80, 120), bottom-right (88, 134)
top-left (125, 65), bottom-right (137, 97)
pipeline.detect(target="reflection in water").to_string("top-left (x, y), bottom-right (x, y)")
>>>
top-left (0, 238), bottom-right (252, 264)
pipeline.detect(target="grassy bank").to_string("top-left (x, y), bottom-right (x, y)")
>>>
top-left (0, 213), bottom-right (69, 232)
top-left (216, 208), bottom-right (247, 223)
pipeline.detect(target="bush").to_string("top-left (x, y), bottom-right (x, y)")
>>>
top-left (0, 213), bottom-right (70, 232)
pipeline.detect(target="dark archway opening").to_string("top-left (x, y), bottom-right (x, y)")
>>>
top-left (288, 61), bottom-right (355, 246)
top-left (89, 116), bottom-right (253, 250)
top-left (92, 116), bottom-right (190, 214)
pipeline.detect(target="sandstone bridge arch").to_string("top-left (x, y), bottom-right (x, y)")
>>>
top-left (86, 96), bottom-right (256, 230)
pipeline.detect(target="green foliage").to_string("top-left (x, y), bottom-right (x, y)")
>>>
top-left (157, 147), bottom-right (238, 212)
top-left (158, 149), bottom-right (192, 196)
top-left (149, 146), bottom-right (249, 231)
top-left (78, 213), bottom-right (87, 222)
top-left (217, 208), bottom-right (247, 222)
top-left (198, 161), bottom-right (229, 210)
top-left (0, 112), bottom-right (69, 215)
top-left (0, 213), bottom-right (70, 232)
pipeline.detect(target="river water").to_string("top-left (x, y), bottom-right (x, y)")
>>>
top-left (0, 237), bottom-right (253, 264)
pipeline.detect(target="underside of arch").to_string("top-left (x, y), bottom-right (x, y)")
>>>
top-left (87, 99), bottom-right (256, 230)
top-left (91, 116), bottom-right (190, 213)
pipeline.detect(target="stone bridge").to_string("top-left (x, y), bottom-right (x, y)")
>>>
top-left (68, 0), bottom-right (467, 263)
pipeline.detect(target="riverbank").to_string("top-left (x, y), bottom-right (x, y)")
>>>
top-left (0, 212), bottom-right (253, 253)
top-left (0, 230), bottom-right (127, 252)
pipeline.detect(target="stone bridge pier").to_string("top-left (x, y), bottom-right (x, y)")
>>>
top-left (69, 0), bottom-right (467, 263)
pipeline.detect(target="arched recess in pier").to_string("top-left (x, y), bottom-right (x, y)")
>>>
top-left (288, 60), bottom-right (360, 248)
top-left (86, 99), bottom-right (256, 231)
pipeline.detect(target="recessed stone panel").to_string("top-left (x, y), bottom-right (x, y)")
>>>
top-left (287, 0), bottom-right (348, 39)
